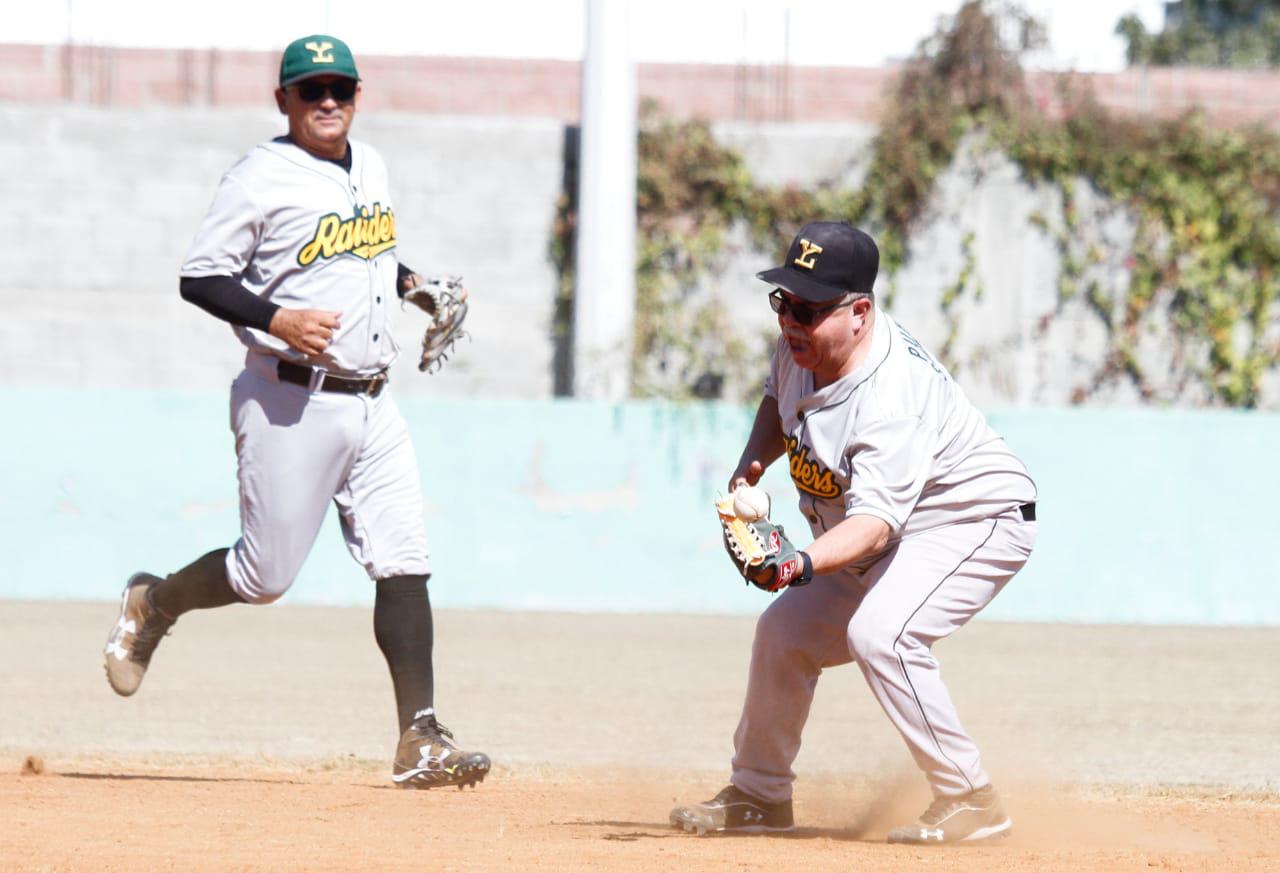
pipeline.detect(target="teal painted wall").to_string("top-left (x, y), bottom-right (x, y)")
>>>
top-left (3, 388), bottom-right (1276, 625)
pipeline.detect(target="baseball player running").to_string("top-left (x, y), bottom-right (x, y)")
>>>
top-left (670, 221), bottom-right (1037, 842)
top-left (102, 34), bottom-right (490, 790)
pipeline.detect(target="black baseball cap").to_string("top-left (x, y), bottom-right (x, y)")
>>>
top-left (756, 221), bottom-right (879, 302)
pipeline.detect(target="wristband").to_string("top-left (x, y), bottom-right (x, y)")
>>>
top-left (797, 551), bottom-right (814, 586)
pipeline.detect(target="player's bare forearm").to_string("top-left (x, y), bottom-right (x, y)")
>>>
top-left (804, 514), bottom-right (892, 576)
top-left (729, 395), bottom-right (786, 491)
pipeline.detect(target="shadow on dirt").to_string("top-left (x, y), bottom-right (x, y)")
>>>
top-left (56, 771), bottom-right (303, 785)
top-left (565, 820), bottom-right (876, 843)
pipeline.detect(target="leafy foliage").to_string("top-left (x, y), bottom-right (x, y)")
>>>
top-left (1001, 92), bottom-right (1280, 404)
top-left (552, 104), bottom-right (783, 400)
top-left (1117, 1), bottom-right (1280, 68)
top-left (554, 0), bottom-right (1280, 406)
top-left (848, 1), bottom-right (1044, 275)
top-left (630, 106), bottom-right (759, 398)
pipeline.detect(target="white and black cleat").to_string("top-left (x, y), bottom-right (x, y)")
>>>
top-left (669, 785), bottom-right (794, 835)
top-left (392, 715), bottom-right (490, 790)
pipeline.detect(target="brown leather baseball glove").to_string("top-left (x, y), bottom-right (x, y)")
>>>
top-left (403, 276), bottom-right (470, 373)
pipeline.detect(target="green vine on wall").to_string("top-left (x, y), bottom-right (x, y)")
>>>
top-left (999, 90), bottom-right (1280, 405)
top-left (554, 0), bottom-right (1280, 407)
top-left (552, 103), bottom-right (817, 400)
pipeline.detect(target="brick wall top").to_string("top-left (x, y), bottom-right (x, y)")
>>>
top-left (4, 42), bottom-right (1280, 128)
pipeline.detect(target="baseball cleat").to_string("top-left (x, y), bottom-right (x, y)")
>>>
top-left (669, 784), bottom-right (795, 836)
top-left (887, 784), bottom-right (1011, 844)
top-left (103, 573), bottom-right (175, 697)
top-left (392, 715), bottom-right (491, 790)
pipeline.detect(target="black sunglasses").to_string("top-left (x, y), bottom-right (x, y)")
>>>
top-left (768, 289), bottom-right (853, 325)
top-left (293, 79), bottom-right (358, 103)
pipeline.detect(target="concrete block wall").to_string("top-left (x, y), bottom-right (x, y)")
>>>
top-left (1, 105), bottom-right (567, 398)
top-left (3, 102), bottom-right (1275, 407)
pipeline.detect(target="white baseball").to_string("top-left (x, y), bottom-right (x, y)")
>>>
top-left (733, 485), bottom-right (771, 522)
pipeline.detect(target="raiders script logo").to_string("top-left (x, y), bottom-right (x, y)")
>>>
top-left (298, 203), bottom-right (397, 266)
top-left (785, 434), bottom-right (841, 499)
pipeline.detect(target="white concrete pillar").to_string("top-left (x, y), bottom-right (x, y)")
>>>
top-left (573, 0), bottom-right (638, 400)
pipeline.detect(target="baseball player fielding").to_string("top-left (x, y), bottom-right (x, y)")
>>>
top-left (672, 220), bottom-right (1038, 843)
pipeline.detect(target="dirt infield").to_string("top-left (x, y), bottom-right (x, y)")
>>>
top-left (2, 601), bottom-right (1277, 870)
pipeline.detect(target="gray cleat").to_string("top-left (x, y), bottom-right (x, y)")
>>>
top-left (103, 573), bottom-right (174, 696)
top-left (887, 784), bottom-right (1012, 844)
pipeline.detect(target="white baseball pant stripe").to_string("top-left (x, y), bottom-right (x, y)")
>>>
top-left (223, 356), bottom-right (431, 604)
top-left (730, 507), bottom-right (1036, 802)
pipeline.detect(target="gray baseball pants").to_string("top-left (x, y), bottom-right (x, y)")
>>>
top-left (730, 507), bottom-right (1037, 802)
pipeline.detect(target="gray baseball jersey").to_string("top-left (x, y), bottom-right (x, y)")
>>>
top-left (765, 306), bottom-right (1036, 554)
top-left (181, 137), bottom-right (402, 376)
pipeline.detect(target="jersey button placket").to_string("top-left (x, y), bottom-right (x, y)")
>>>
top-left (373, 254), bottom-right (386, 355)
top-left (369, 258), bottom-right (381, 355)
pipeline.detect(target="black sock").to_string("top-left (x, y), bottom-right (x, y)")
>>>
top-left (374, 574), bottom-right (435, 735)
top-left (147, 548), bottom-right (244, 620)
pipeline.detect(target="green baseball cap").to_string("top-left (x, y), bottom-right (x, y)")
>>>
top-left (279, 34), bottom-right (359, 86)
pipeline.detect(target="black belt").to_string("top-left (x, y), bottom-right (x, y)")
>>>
top-left (1019, 502), bottom-right (1036, 522)
top-left (277, 361), bottom-right (388, 397)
